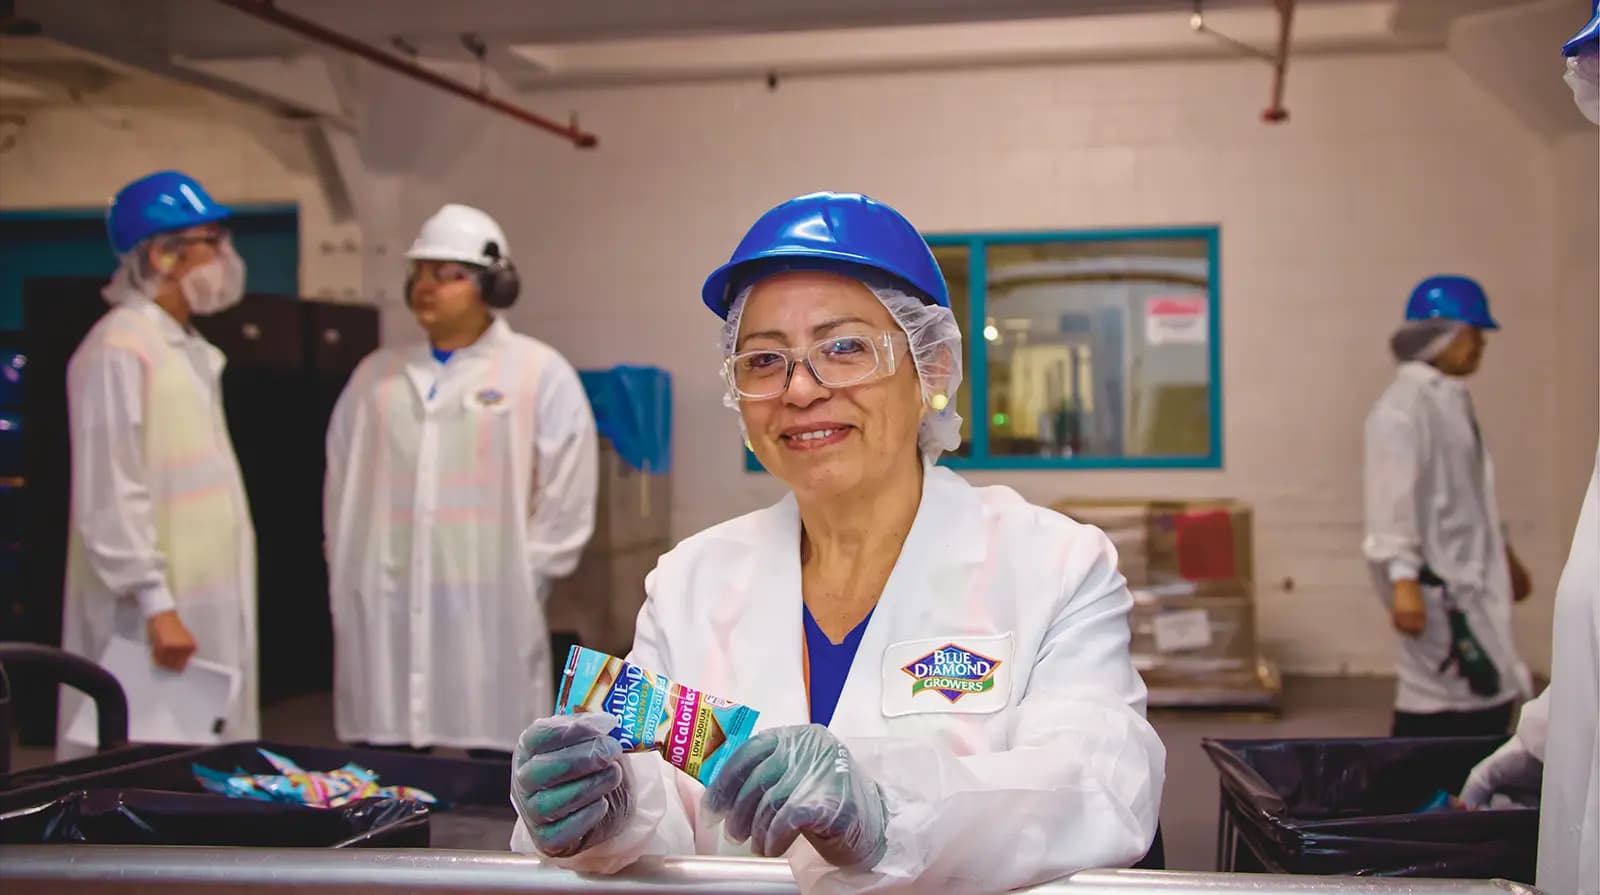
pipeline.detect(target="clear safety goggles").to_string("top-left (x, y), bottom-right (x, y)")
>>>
top-left (724, 331), bottom-right (906, 400)
top-left (155, 225), bottom-right (231, 252)
top-left (407, 260), bottom-right (479, 285)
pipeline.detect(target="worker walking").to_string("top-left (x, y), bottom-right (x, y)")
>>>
top-left (324, 204), bottom-right (597, 762)
top-left (58, 170), bottom-right (257, 759)
top-left (1362, 275), bottom-right (1534, 738)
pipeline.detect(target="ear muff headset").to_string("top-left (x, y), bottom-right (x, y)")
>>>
top-left (402, 240), bottom-right (521, 309)
top-left (478, 240), bottom-right (520, 309)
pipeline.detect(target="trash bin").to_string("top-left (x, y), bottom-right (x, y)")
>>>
top-left (1, 644), bottom-right (516, 851)
top-left (0, 788), bottom-right (429, 847)
top-left (0, 742), bottom-right (516, 851)
top-left (1203, 736), bottom-right (1537, 882)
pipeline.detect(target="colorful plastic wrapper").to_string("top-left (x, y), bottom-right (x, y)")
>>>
top-left (193, 748), bottom-right (439, 808)
top-left (555, 646), bottom-right (759, 786)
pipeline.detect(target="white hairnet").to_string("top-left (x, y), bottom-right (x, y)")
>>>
top-left (100, 242), bottom-right (161, 307)
top-left (720, 282), bottom-right (965, 460)
top-left (1390, 319), bottom-right (1462, 363)
top-left (1564, 48), bottom-right (1600, 125)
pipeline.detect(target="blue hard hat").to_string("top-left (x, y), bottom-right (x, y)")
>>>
top-left (106, 170), bottom-right (233, 255)
top-left (1406, 275), bottom-right (1499, 330)
top-left (701, 191), bottom-right (949, 319)
top-left (1565, 0), bottom-right (1599, 56)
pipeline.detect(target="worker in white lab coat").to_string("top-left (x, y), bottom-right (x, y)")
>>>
top-left (1362, 276), bottom-right (1534, 738)
top-left (509, 192), bottom-right (1165, 894)
top-left (1461, 11), bottom-right (1599, 894)
top-left (324, 204), bottom-right (597, 761)
top-left (58, 170), bottom-right (256, 759)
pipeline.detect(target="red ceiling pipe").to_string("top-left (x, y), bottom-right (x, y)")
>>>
top-left (1262, 0), bottom-right (1296, 123)
top-left (212, 0), bottom-right (597, 148)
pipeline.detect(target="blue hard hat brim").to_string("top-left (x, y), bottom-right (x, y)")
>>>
top-left (702, 249), bottom-right (946, 319)
top-left (1564, 11), bottom-right (1599, 56)
top-left (1411, 310), bottom-right (1500, 330)
top-left (109, 202), bottom-right (234, 255)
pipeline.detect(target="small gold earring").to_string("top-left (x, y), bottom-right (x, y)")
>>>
top-left (743, 436), bottom-right (753, 451)
top-left (930, 392), bottom-right (949, 412)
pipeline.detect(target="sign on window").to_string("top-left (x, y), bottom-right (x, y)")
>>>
top-left (1145, 296), bottom-right (1208, 346)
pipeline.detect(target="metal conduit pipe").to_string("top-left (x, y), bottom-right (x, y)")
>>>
top-left (0, 847), bottom-right (1546, 895)
top-left (210, 0), bottom-right (598, 148)
top-left (1263, 0), bottom-right (1297, 122)
top-left (1189, 0), bottom-right (1298, 123)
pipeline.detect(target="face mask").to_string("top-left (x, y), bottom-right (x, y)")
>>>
top-left (1565, 52), bottom-right (1600, 126)
top-left (180, 243), bottom-right (247, 316)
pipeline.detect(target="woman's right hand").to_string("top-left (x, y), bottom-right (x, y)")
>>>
top-left (512, 712), bottom-right (632, 857)
top-left (1391, 579), bottom-right (1426, 637)
top-left (146, 610), bottom-right (197, 671)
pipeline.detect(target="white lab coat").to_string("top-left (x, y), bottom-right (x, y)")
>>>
top-left (58, 299), bottom-right (257, 760)
top-left (513, 464), bottom-right (1166, 895)
top-left (1362, 361), bottom-right (1532, 713)
top-left (1535, 444), bottom-right (1599, 895)
top-left (324, 317), bottom-right (597, 751)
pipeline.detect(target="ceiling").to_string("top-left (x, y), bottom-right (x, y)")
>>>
top-left (16, 1), bottom-right (1271, 55)
top-left (5, 0), bottom-right (1584, 136)
top-left (9, 0), bottom-right (1355, 90)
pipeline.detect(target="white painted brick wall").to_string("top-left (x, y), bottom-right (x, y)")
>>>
top-left (4, 50), bottom-right (1594, 680)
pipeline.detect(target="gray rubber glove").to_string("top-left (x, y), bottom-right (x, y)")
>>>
top-left (702, 724), bottom-right (888, 868)
top-left (1460, 738), bottom-right (1543, 809)
top-left (511, 712), bottom-right (632, 857)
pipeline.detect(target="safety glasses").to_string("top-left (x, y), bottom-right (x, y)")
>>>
top-left (724, 331), bottom-right (906, 400)
top-left (158, 226), bottom-right (231, 252)
top-left (407, 260), bottom-right (478, 285)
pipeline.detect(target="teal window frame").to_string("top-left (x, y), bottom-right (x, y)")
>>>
top-left (743, 225), bottom-right (1222, 472)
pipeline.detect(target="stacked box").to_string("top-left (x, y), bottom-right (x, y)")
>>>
top-left (1146, 499), bottom-right (1253, 588)
top-left (1051, 498), bottom-right (1253, 590)
top-left (546, 442), bottom-right (670, 658)
top-left (1051, 498), bottom-right (1276, 710)
top-left (1128, 586), bottom-right (1256, 675)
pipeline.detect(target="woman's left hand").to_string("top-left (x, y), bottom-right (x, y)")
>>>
top-left (702, 724), bottom-right (887, 868)
top-left (1507, 549), bottom-right (1533, 603)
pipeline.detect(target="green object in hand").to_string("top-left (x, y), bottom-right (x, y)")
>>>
top-left (1439, 607), bottom-right (1502, 698)
top-left (1419, 566), bottom-right (1502, 699)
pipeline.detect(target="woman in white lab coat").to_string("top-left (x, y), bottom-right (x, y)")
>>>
top-left (510, 192), bottom-right (1166, 894)
top-left (59, 171), bottom-right (257, 760)
top-left (1461, 14), bottom-right (1599, 895)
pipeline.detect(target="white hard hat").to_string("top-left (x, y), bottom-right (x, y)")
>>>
top-left (405, 203), bottom-right (509, 266)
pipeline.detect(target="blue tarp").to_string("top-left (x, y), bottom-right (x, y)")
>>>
top-left (579, 366), bottom-right (671, 474)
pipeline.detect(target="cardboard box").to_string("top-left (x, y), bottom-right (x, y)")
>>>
top-left (590, 441), bottom-right (670, 552)
top-left (1148, 499), bottom-right (1253, 585)
top-left (1129, 592), bottom-right (1257, 674)
top-left (546, 539), bottom-right (668, 658)
top-left (1050, 498), bottom-right (1254, 588)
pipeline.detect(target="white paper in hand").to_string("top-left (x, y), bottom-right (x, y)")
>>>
top-left (64, 635), bottom-right (241, 750)
top-left (1152, 608), bottom-right (1214, 653)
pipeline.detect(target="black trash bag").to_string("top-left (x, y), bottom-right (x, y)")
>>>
top-left (1204, 736), bottom-right (1537, 881)
top-left (0, 788), bottom-right (430, 848)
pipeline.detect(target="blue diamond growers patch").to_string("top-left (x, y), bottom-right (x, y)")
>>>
top-left (901, 643), bottom-right (1003, 703)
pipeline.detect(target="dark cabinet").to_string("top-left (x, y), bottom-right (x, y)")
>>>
top-left (10, 279), bottom-right (377, 745)
top-left (196, 296), bottom-right (305, 371)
